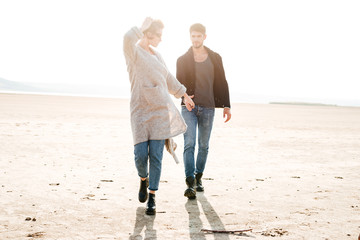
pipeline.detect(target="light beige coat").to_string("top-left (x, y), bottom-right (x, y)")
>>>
top-left (123, 27), bottom-right (187, 145)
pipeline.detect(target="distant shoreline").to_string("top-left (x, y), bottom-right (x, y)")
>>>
top-left (270, 102), bottom-right (338, 107)
top-left (1, 90), bottom-right (359, 108)
top-left (0, 90), bottom-right (129, 100)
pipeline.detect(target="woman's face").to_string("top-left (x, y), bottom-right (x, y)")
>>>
top-left (147, 29), bottom-right (163, 47)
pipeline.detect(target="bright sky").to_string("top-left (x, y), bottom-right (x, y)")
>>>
top-left (1, 0), bottom-right (359, 105)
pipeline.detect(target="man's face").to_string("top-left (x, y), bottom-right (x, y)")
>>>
top-left (190, 31), bottom-right (206, 49)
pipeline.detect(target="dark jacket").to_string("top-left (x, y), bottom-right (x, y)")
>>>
top-left (176, 46), bottom-right (231, 108)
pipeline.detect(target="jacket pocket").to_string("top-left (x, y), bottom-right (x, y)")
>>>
top-left (143, 85), bottom-right (167, 108)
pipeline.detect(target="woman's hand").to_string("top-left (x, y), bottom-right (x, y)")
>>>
top-left (183, 93), bottom-right (195, 111)
top-left (140, 17), bottom-right (153, 33)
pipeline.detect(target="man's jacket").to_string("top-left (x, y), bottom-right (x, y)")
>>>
top-left (176, 46), bottom-right (231, 108)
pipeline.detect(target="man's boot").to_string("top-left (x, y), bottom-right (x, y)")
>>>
top-left (138, 178), bottom-right (149, 203)
top-left (195, 173), bottom-right (204, 192)
top-left (146, 193), bottom-right (156, 215)
top-left (184, 176), bottom-right (196, 199)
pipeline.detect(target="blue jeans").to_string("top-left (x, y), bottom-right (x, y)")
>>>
top-left (181, 105), bottom-right (215, 178)
top-left (134, 140), bottom-right (165, 191)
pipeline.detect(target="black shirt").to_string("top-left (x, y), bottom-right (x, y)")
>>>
top-left (193, 56), bottom-right (215, 107)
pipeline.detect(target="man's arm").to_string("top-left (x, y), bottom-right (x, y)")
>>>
top-left (218, 55), bottom-right (231, 108)
top-left (215, 53), bottom-right (231, 122)
top-left (176, 57), bottom-right (188, 106)
top-left (223, 107), bottom-right (231, 123)
top-left (176, 57), bottom-right (185, 85)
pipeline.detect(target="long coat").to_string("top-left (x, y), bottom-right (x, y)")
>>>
top-left (123, 27), bottom-right (187, 145)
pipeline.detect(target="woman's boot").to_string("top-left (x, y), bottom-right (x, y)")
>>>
top-left (146, 193), bottom-right (156, 215)
top-left (138, 178), bottom-right (149, 203)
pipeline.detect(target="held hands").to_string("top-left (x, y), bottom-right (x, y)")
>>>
top-left (183, 94), bottom-right (231, 122)
top-left (140, 17), bottom-right (153, 33)
top-left (183, 94), bottom-right (195, 111)
top-left (223, 107), bottom-right (231, 123)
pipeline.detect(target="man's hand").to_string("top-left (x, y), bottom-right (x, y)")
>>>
top-left (140, 17), bottom-right (153, 33)
top-left (223, 107), bottom-right (231, 123)
top-left (183, 94), bottom-right (195, 111)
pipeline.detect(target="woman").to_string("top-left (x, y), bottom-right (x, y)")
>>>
top-left (123, 17), bottom-right (194, 215)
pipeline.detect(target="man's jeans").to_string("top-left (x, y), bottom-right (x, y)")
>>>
top-left (181, 105), bottom-right (215, 178)
top-left (134, 140), bottom-right (165, 191)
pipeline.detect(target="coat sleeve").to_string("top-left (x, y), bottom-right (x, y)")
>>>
top-left (156, 53), bottom-right (186, 99)
top-left (123, 27), bottom-right (143, 63)
top-left (214, 54), bottom-right (231, 108)
top-left (166, 72), bottom-right (186, 99)
top-left (176, 57), bottom-right (185, 85)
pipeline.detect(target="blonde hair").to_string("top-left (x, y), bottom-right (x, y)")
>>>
top-left (144, 20), bottom-right (164, 34)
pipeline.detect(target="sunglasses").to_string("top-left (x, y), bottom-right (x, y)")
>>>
top-left (154, 32), bottom-right (162, 38)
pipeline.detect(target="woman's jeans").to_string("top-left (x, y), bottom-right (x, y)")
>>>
top-left (134, 140), bottom-right (165, 191)
top-left (181, 105), bottom-right (215, 178)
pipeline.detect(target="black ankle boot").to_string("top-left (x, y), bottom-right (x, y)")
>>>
top-left (138, 178), bottom-right (149, 203)
top-left (146, 193), bottom-right (156, 215)
top-left (195, 173), bottom-right (204, 192)
top-left (184, 176), bottom-right (196, 199)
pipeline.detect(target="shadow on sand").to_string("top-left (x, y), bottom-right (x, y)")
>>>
top-left (129, 207), bottom-right (157, 240)
top-left (186, 193), bottom-right (253, 240)
top-left (129, 194), bottom-right (253, 240)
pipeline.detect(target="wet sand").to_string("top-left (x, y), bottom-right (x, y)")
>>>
top-left (0, 93), bottom-right (359, 239)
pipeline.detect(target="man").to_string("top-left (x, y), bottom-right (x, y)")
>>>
top-left (177, 23), bottom-right (231, 199)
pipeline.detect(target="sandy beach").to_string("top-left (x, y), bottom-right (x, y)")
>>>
top-left (0, 93), bottom-right (359, 240)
